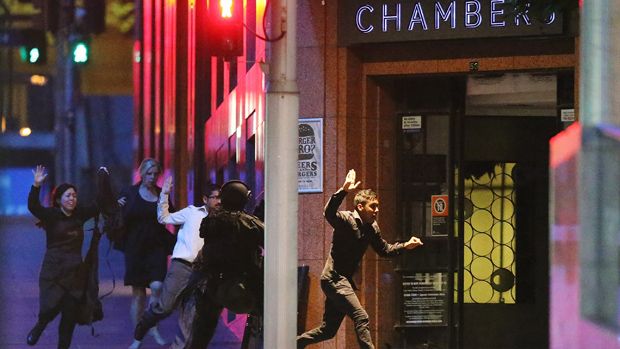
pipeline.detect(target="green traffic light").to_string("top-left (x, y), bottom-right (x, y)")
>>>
top-left (28, 48), bottom-right (40, 63)
top-left (20, 46), bottom-right (41, 64)
top-left (73, 42), bottom-right (89, 63)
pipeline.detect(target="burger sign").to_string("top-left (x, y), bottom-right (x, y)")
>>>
top-left (298, 118), bottom-right (323, 193)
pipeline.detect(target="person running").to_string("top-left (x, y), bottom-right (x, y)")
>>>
top-left (26, 165), bottom-right (105, 349)
top-left (130, 178), bottom-right (220, 349)
top-left (297, 169), bottom-right (423, 349)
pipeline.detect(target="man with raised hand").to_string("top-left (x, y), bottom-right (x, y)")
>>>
top-left (297, 169), bottom-right (423, 349)
top-left (130, 178), bottom-right (220, 349)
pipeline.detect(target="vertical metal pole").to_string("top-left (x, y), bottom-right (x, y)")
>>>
top-left (54, 0), bottom-right (76, 184)
top-left (264, 0), bottom-right (299, 347)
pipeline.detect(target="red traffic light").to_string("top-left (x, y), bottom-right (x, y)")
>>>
top-left (219, 0), bottom-right (233, 18)
top-left (207, 0), bottom-right (244, 57)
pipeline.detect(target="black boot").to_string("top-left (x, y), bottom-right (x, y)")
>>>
top-left (134, 309), bottom-right (158, 341)
top-left (27, 321), bottom-right (46, 346)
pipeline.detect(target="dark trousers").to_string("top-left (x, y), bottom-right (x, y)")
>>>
top-left (296, 276), bottom-right (374, 349)
top-left (37, 293), bottom-right (79, 349)
top-left (184, 283), bottom-right (224, 349)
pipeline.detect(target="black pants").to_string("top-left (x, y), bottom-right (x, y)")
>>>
top-left (296, 276), bottom-right (374, 349)
top-left (184, 283), bottom-right (224, 349)
top-left (38, 293), bottom-right (79, 349)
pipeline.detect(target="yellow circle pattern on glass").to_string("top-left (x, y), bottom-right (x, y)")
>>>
top-left (491, 245), bottom-right (515, 268)
top-left (491, 221), bottom-right (515, 244)
top-left (470, 281), bottom-right (494, 303)
top-left (470, 209), bottom-right (493, 232)
top-left (471, 188), bottom-right (493, 208)
top-left (491, 197), bottom-right (514, 220)
top-left (463, 222), bottom-right (473, 243)
top-left (464, 246), bottom-right (473, 267)
top-left (471, 257), bottom-right (494, 279)
top-left (471, 233), bottom-right (493, 256)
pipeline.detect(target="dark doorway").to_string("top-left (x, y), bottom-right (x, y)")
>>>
top-left (384, 73), bottom-right (564, 349)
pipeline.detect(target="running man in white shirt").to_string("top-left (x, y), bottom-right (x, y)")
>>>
top-left (130, 177), bottom-right (220, 349)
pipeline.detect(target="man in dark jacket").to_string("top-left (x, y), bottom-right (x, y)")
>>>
top-left (297, 169), bottom-right (423, 349)
top-left (185, 180), bottom-right (264, 348)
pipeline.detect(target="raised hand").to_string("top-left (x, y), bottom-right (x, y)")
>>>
top-left (341, 169), bottom-right (361, 192)
top-left (32, 165), bottom-right (48, 187)
top-left (403, 235), bottom-right (423, 250)
top-left (162, 177), bottom-right (173, 195)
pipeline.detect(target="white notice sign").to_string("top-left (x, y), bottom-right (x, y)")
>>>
top-left (560, 109), bottom-right (575, 122)
top-left (402, 116), bottom-right (422, 132)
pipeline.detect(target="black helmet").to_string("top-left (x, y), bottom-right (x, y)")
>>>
top-left (220, 180), bottom-right (250, 211)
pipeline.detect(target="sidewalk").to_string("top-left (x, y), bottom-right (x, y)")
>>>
top-left (0, 216), bottom-right (245, 349)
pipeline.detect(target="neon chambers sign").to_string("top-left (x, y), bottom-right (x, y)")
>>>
top-left (338, 0), bottom-right (563, 46)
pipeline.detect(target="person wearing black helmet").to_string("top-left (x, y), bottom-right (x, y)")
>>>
top-left (185, 180), bottom-right (264, 348)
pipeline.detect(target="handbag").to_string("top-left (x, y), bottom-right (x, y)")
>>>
top-left (97, 169), bottom-right (128, 247)
top-left (103, 208), bottom-right (126, 246)
top-left (76, 219), bottom-right (104, 326)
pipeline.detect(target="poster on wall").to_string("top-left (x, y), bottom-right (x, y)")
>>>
top-left (298, 118), bottom-right (323, 193)
top-left (401, 271), bottom-right (448, 327)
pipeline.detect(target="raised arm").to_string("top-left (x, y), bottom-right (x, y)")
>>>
top-left (28, 165), bottom-right (52, 220)
top-left (324, 169), bottom-right (361, 228)
top-left (157, 177), bottom-right (187, 225)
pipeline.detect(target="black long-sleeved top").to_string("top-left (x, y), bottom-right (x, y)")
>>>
top-left (28, 185), bottom-right (98, 252)
top-left (198, 209), bottom-right (264, 277)
top-left (321, 189), bottom-right (405, 285)
top-left (28, 185), bottom-right (99, 300)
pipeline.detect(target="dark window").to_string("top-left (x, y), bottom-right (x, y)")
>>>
top-left (229, 59), bottom-right (237, 92)
top-left (216, 58), bottom-right (224, 106)
top-left (246, 135), bottom-right (256, 207)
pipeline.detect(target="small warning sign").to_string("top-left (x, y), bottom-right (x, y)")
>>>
top-left (431, 195), bottom-right (449, 217)
top-left (402, 115), bottom-right (422, 133)
top-left (431, 195), bottom-right (449, 236)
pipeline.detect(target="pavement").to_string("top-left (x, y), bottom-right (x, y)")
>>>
top-left (0, 216), bottom-right (247, 349)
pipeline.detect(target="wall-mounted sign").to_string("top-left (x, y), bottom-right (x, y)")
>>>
top-left (402, 115), bottom-right (422, 133)
top-left (402, 271), bottom-right (448, 326)
top-left (560, 108), bottom-right (575, 122)
top-left (298, 118), bottom-right (323, 193)
top-left (338, 0), bottom-right (564, 46)
top-left (431, 194), bottom-right (449, 236)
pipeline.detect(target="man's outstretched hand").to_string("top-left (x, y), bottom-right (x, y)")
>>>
top-left (341, 169), bottom-right (361, 192)
top-left (162, 177), bottom-right (173, 195)
top-left (404, 236), bottom-right (423, 250)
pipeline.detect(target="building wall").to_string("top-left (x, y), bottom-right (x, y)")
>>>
top-left (137, 0), bottom-right (580, 348)
top-left (298, 2), bottom-right (577, 348)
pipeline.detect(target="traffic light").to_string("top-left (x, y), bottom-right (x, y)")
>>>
top-left (19, 30), bottom-right (47, 65)
top-left (72, 40), bottom-right (90, 64)
top-left (206, 0), bottom-right (244, 57)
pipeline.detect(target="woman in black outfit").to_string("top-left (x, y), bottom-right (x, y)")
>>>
top-left (26, 165), bottom-right (102, 349)
top-left (118, 158), bottom-right (174, 349)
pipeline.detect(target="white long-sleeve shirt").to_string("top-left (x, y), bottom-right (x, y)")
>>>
top-left (157, 193), bottom-right (207, 262)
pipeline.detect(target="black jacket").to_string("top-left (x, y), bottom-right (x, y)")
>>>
top-left (321, 189), bottom-right (405, 286)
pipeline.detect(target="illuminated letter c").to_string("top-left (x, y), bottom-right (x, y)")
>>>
top-left (356, 5), bottom-right (374, 33)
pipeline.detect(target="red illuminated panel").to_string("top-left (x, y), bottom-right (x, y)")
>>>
top-left (154, 0), bottom-right (163, 159)
top-left (142, 0), bottom-right (153, 157)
